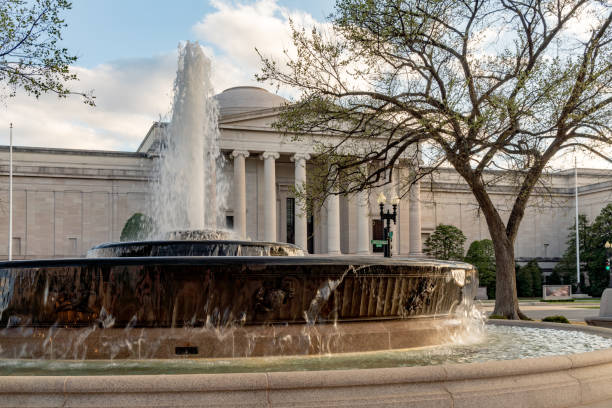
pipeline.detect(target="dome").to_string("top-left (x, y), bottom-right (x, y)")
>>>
top-left (214, 86), bottom-right (288, 116)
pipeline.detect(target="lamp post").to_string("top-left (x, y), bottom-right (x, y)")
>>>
top-left (376, 192), bottom-right (399, 258)
top-left (606, 241), bottom-right (611, 288)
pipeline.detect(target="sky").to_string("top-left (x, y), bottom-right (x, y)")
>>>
top-left (0, 0), bottom-right (333, 151)
top-left (0, 0), bottom-right (609, 170)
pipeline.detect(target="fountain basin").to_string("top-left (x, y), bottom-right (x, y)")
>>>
top-left (0, 256), bottom-right (476, 359)
top-left (1, 321), bottom-right (611, 407)
top-left (87, 240), bottom-right (304, 257)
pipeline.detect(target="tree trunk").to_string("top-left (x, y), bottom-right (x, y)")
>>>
top-left (454, 165), bottom-right (525, 319)
top-left (490, 233), bottom-right (521, 319)
top-left (468, 179), bottom-right (523, 319)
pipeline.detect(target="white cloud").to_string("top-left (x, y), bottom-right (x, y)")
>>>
top-left (193, 0), bottom-right (321, 98)
top-left (0, 0), bottom-right (323, 151)
top-left (0, 53), bottom-right (176, 150)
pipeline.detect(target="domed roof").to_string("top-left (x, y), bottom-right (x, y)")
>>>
top-left (214, 86), bottom-right (288, 116)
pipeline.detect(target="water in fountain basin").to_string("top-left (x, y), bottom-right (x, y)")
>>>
top-left (1, 325), bottom-right (611, 376)
top-left (149, 41), bottom-right (229, 236)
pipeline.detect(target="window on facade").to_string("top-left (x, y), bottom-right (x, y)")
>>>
top-left (225, 216), bottom-right (234, 230)
top-left (68, 237), bottom-right (78, 256)
top-left (372, 220), bottom-right (384, 253)
top-left (11, 237), bottom-right (21, 256)
top-left (286, 198), bottom-right (295, 244)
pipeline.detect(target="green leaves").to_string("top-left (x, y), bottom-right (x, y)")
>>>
top-left (555, 204), bottom-right (612, 296)
top-left (0, 0), bottom-right (94, 105)
top-left (120, 213), bottom-right (154, 242)
top-left (423, 223), bottom-right (466, 260)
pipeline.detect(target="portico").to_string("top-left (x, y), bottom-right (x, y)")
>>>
top-left (215, 87), bottom-right (423, 255)
top-left (226, 148), bottom-right (422, 255)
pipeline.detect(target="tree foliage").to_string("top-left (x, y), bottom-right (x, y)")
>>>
top-left (424, 224), bottom-right (466, 260)
top-left (120, 213), bottom-right (154, 242)
top-left (515, 264), bottom-right (533, 297)
top-left (0, 0), bottom-right (93, 104)
top-left (516, 260), bottom-right (542, 298)
top-left (553, 213), bottom-right (590, 286)
top-left (465, 239), bottom-right (496, 299)
top-left (556, 204), bottom-right (612, 296)
top-left (258, 0), bottom-right (612, 318)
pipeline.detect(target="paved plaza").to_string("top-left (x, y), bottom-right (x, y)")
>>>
top-left (480, 301), bottom-right (600, 322)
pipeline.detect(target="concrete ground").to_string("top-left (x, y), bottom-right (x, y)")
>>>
top-left (479, 301), bottom-right (600, 322)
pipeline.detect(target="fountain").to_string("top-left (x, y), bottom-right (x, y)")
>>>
top-left (1, 42), bottom-right (612, 407)
top-left (0, 41), bottom-right (480, 361)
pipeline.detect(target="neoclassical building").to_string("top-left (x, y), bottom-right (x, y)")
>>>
top-left (1, 86), bottom-right (611, 272)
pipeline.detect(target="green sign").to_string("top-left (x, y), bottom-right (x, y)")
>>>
top-left (389, 231), bottom-right (393, 237)
top-left (371, 240), bottom-right (388, 247)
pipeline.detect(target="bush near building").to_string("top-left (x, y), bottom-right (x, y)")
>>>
top-left (516, 260), bottom-right (543, 298)
top-left (120, 213), bottom-right (154, 242)
top-left (465, 239), bottom-right (496, 299)
top-left (424, 224), bottom-right (466, 261)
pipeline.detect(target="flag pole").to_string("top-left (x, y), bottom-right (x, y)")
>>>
top-left (8, 123), bottom-right (13, 261)
top-left (575, 155), bottom-right (581, 292)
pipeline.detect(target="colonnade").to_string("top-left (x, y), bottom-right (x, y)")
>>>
top-left (232, 150), bottom-right (422, 255)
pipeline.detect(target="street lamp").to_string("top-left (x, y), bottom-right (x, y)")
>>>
top-left (377, 192), bottom-right (399, 258)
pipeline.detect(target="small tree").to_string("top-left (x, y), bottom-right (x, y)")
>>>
top-left (587, 204), bottom-right (612, 296)
top-left (0, 0), bottom-right (94, 104)
top-left (516, 264), bottom-right (534, 298)
top-left (555, 204), bottom-right (612, 296)
top-left (525, 260), bottom-right (543, 297)
top-left (424, 224), bottom-right (466, 261)
top-left (465, 239), bottom-right (496, 299)
top-left (120, 213), bottom-right (154, 242)
top-left (554, 214), bottom-right (591, 287)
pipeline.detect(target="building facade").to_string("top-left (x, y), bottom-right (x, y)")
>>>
top-left (1, 86), bottom-right (611, 268)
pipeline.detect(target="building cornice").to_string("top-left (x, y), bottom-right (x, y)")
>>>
top-left (0, 145), bottom-right (147, 158)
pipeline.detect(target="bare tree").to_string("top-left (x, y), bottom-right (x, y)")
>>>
top-left (258, 0), bottom-right (612, 319)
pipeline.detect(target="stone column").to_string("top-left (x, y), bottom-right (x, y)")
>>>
top-left (291, 153), bottom-right (310, 251)
top-left (327, 193), bottom-right (341, 254)
top-left (356, 191), bottom-right (371, 255)
top-left (232, 150), bottom-right (249, 239)
top-left (261, 151), bottom-right (280, 242)
top-left (409, 181), bottom-right (422, 256)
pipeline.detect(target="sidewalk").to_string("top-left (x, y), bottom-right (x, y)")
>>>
top-left (478, 299), bottom-right (600, 322)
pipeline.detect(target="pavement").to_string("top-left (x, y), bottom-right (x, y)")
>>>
top-left (478, 301), bottom-right (601, 322)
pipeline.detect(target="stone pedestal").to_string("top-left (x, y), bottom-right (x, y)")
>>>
top-left (585, 288), bottom-right (612, 327)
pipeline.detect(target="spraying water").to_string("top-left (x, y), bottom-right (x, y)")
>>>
top-left (150, 41), bottom-right (228, 235)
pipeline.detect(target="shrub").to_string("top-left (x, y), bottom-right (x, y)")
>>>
top-left (465, 239), bottom-right (496, 299)
top-left (423, 224), bottom-right (466, 261)
top-left (120, 213), bottom-right (154, 241)
top-left (542, 315), bottom-right (570, 324)
top-left (516, 264), bottom-right (534, 297)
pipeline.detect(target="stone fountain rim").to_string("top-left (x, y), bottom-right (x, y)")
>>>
top-left (0, 321), bottom-right (611, 407)
top-left (0, 255), bottom-right (476, 269)
top-left (0, 321), bottom-right (609, 380)
top-left (90, 239), bottom-right (304, 249)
